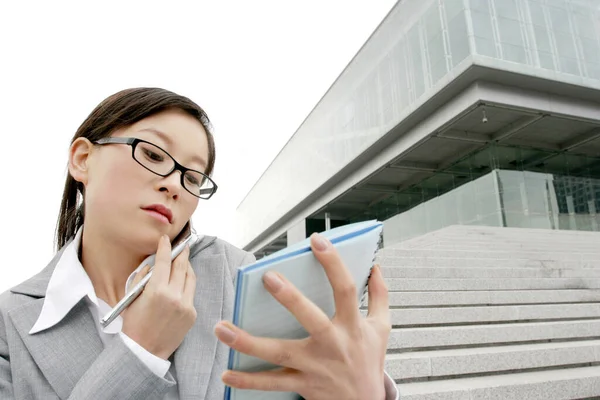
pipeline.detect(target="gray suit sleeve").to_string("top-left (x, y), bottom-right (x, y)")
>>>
top-left (227, 249), bottom-right (256, 284)
top-left (0, 325), bottom-right (14, 399)
top-left (67, 334), bottom-right (175, 400)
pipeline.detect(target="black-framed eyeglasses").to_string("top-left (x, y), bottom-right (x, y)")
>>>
top-left (94, 137), bottom-right (217, 200)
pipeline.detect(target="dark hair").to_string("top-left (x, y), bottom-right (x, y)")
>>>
top-left (55, 87), bottom-right (215, 250)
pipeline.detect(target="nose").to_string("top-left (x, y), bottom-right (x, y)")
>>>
top-left (157, 170), bottom-right (183, 199)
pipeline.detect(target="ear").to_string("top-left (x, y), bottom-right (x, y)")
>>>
top-left (68, 137), bottom-right (94, 187)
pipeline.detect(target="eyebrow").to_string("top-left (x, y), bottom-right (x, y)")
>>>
top-left (138, 128), bottom-right (208, 169)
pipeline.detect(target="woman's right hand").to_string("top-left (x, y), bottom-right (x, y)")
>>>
top-left (121, 234), bottom-right (197, 360)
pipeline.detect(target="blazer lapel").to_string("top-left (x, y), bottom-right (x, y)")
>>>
top-left (175, 253), bottom-right (226, 400)
top-left (10, 297), bottom-right (103, 400)
top-left (8, 244), bottom-right (104, 400)
top-left (8, 236), bottom-right (227, 400)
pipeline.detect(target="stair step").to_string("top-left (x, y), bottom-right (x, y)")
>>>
top-left (378, 249), bottom-right (600, 260)
top-left (393, 241), bottom-right (600, 251)
top-left (388, 320), bottom-right (600, 350)
top-left (386, 303), bottom-right (600, 326)
top-left (379, 225), bottom-right (600, 398)
top-left (386, 340), bottom-right (600, 381)
top-left (397, 365), bottom-right (600, 399)
top-left (380, 267), bottom-right (600, 279)
top-left (385, 278), bottom-right (598, 291)
top-left (377, 256), bottom-right (600, 268)
top-left (383, 289), bottom-right (600, 307)
top-left (395, 241), bottom-right (600, 249)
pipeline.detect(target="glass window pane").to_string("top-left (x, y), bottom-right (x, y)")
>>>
top-left (448, 13), bottom-right (470, 66)
top-left (429, 33), bottom-right (446, 65)
top-left (502, 43), bottom-right (528, 64)
top-left (445, 0), bottom-right (464, 19)
top-left (424, 4), bottom-right (442, 39)
top-left (408, 26), bottom-right (426, 98)
top-left (471, 11), bottom-right (495, 40)
top-left (494, 0), bottom-right (519, 20)
top-left (586, 62), bottom-right (600, 80)
top-left (469, 0), bottom-right (491, 13)
top-left (498, 18), bottom-right (524, 47)
top-left (529, 2), bottom-right (547, 27)
top-left (548, 6), bottom-right (570, 33)
top-left (475, 37), bottom-right (498, 58)
top-left (554, 32), bottom-right (577, 59)
top-left (431, 59), bottom-right (448, 84)
top-left (559, 57), bottom-right (580, 75)
top-left (534, 26), bottom-right (553, 53)
top-left (581, 38), bottom-right (600, 64)
top-left (538, 51), bottom-right (556, 70)
top-left (574, 14), bottom-right (597, 39)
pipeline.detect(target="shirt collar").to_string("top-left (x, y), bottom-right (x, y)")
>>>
top-left (29, 226), bottom-right (200, 335)
top-left (29, 227), bottom-right (133, 334)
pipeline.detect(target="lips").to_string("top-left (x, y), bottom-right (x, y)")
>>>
top-left (142, 204), bottom-right (173, 224)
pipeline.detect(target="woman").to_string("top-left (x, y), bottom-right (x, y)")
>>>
top-left (0, 88), bottom-right (398, 399)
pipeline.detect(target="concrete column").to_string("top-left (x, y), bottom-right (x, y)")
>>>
top-left (287, 219), bottom-right (306, 246)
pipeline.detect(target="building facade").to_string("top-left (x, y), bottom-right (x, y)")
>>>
top-left (235, 0), bottom-right (600, 257)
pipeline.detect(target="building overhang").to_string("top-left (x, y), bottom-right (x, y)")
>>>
top-left (243, 66), bottom-right (600, 253)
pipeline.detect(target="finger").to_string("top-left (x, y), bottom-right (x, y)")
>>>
top-left (214, 321), bottom-right (304, 370)
top-left (169, 245), bottom-right (190, 292)
top-left (310, 233), bottom-right (359, 326)
top-left (262, 271), bottom-right (331, 337)
top-left (222, 368), bottom-right (301, 393)
top-left (366, 265), bottom-right (390, 325)
top-left (182, 264), bottom-right (196, 305)
top-left (148, 235), bottom-right (172, 287)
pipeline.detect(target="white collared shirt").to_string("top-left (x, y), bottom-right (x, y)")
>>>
top-left (29, 227), bottom-right (179, 399)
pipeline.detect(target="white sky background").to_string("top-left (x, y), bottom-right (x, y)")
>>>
top-left (0, 1), bottom-right (396, 293)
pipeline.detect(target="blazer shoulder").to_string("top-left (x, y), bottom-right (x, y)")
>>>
top-left (215, 237), bottom-right (255, 265)
top-left (192, 236), bottom-right (255, 282)
top-left (195, 236), bottom-right (255, 266)
top-left (0, 288), bottom-right (34, 320)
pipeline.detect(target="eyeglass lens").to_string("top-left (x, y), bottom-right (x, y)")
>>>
top-left (133, 141), bottom-right (215, 198)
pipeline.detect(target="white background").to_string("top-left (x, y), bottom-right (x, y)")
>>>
top-left (0, 1), bottom-right (396, 293)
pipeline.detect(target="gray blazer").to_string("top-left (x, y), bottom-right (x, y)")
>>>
top-left (0, 235), bottom-right (255, 400)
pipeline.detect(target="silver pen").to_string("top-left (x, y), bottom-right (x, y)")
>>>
top-left (100, 234), bottom-right (199, 328)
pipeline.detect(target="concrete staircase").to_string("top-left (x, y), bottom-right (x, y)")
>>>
top-left (375, 225), bottom-right (600, 400)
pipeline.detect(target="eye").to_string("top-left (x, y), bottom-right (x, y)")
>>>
top-left (185, 174), bottom-right (201, 186)
top-left (143, 148), bottom-right (165, 162)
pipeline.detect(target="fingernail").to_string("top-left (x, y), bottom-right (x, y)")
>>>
top-left (263, 271), bottom-right (284, 293)
top-left (223, 371), bottom-right (240, 386)
top-left (215, 323), bottom-right (237, 344)
top-left (369, 264), bottom-right (379, 280)
top-left (312, 234), bottom-right (329, 251)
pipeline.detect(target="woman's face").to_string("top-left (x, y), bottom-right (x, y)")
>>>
top-left (71, 108), bottom-right (209, 254)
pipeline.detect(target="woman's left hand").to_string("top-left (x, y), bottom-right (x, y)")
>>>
top-left (214, 233), bottom-right (391, 400)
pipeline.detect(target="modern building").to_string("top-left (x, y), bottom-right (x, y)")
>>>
top-left (235, 0), bottom-right (600, 258)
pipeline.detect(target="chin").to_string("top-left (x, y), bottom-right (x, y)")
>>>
top-left (122, 226), bottom-right (165, 254)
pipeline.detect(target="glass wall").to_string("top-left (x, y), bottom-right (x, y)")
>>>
top-left (382, 144), bottom-right (600, 245)
top-left (383, 171), bottom-right (503, 245)
top-left (469, 0), bottom-right (600, 81)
